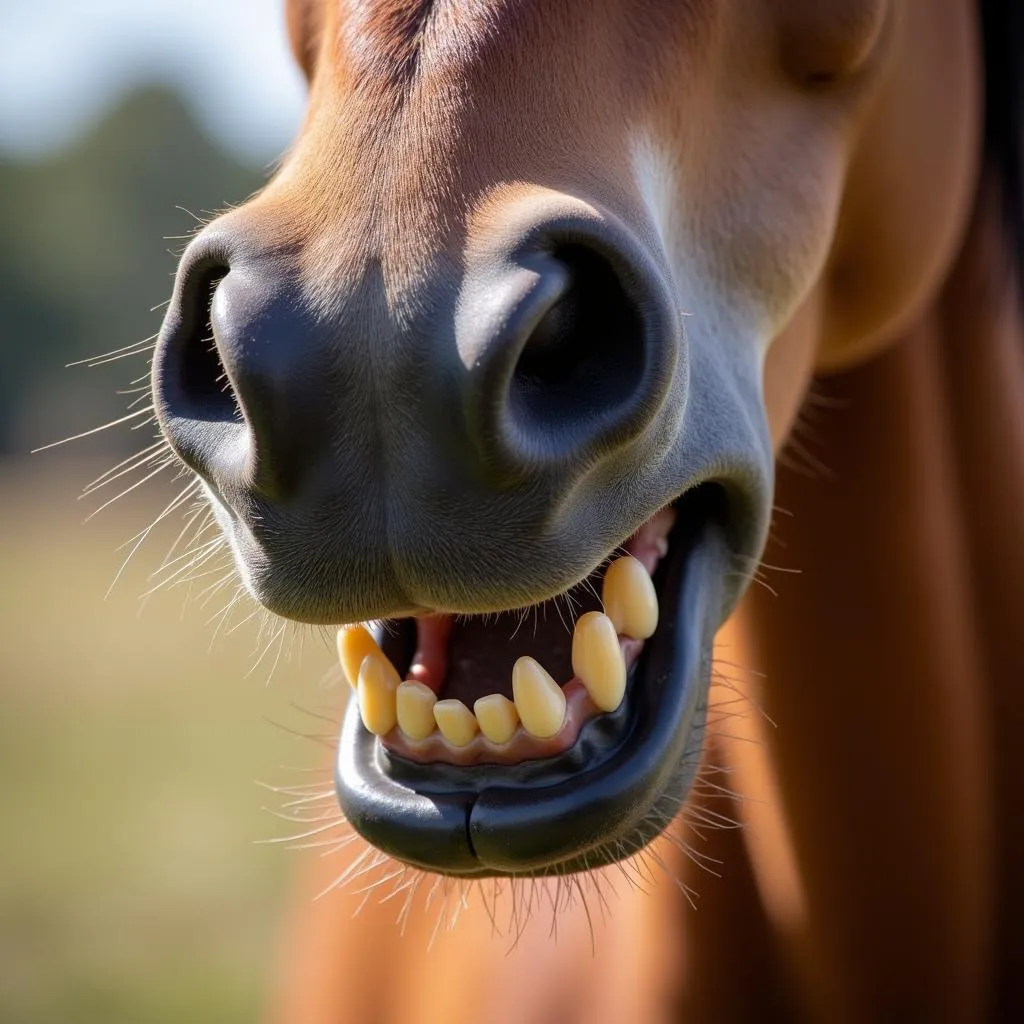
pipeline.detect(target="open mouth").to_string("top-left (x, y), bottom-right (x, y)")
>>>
top-left (334, 485), bottom-right (730, 876)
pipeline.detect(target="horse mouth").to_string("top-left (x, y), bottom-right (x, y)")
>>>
top-left (334, 484), bottom-right (730, 876)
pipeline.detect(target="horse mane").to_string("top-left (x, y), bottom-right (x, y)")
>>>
top-left (980, 0), bottom-right (1024, 295)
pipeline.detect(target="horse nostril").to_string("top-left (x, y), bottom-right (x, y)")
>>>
top-left (152, 247), bottom-right (250, 490)
top-left (173, 266), bottom-right (239, 424)
top-left (510, 243), bottom-right (646, 435)
top-left (154, 236), bottom-right (337, 506)
top-left (468, 228), bottom-right (677, 481)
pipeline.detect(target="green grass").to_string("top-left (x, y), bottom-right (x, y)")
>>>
top-left (0, 458), bottom-right (340, 1024)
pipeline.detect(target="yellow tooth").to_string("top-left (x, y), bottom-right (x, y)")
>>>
top-left (337, 624), bottom-right (383, 689)
top-left (397, 681), bottom-right (438, 741)
top-left (473, 694), bottom-right (520, 745)
top-left (602, 556), bottom-right (659, 639)
top-left (512, 657), bottom-right (566, 739)
top-left (433, 699), bottom-right (479, 747)
top-left (356, 653), bottom-right (401, 735)
top-left (571, 611), bottom-right (626, 712)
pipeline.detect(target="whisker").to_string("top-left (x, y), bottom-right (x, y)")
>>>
top-left (31, 406), bottom-right (155, 453)
top-left (80, 443), bottom-right (170, 499)
top-left (84, 460), bottom-right (176, 522)
top-left (105, 478), bottom-right (203, 596)
top-left (65, 334), bottom-right (159, 368)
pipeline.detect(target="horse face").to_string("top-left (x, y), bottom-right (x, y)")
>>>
top-left (151, 0), bottom-right (973, 874)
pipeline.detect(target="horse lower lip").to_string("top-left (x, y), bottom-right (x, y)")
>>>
top-left (333, 494), bottom-right (729, 876)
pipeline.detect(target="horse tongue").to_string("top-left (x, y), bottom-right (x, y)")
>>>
top-left (439, 581), bottom-right (602, 705)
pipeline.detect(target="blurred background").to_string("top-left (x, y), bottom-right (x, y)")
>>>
top-left (0, 3), bottom-right (342, 1020)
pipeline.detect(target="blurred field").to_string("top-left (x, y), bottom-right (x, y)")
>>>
top-left (0, 457), bottom-right (340, 1023)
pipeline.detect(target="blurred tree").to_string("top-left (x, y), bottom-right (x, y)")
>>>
top-left (0, 85), bottom-right (267, 454)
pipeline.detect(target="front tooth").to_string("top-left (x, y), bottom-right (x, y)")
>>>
top-left (433, 699), bottom-right (479, 747)
top-left (337, 624), bottom-right (383, 689)
top-left (357, 652), bottom-right (401, 735)
top-left (397, 681), bottom-right (437, 741)
top-left (571, 611), bottom-right (626, 712)
top-left (512, 657), bottom-right (566, 739)
top-left (602, 556), bottom-right (659, 639)
top-left (474, 693), bottom-right (520, 745)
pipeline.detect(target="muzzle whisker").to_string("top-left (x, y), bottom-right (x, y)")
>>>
top-left (182, 566), bottom-right (237, 608)
top-left (260, 716), bottom-right (336, 751)
top-left (104, 477), bottom-right (204, 598)
top-left (569, 874), bottom-right (597, 955)
top-left (684, 799), bottom-right (743, 828)
top-left (245, 618), bottom-right (288, 682)
top-left (315, 835), bottom-right (363, 858)
top-left (778, 434), bottom-right (834, 481)
top-left (80, 439), bottom-right (167, 497)
top-left (139, 538), bottom-right (225, 597)
top-left (146, 503), bottom-right (215, 576)
top-left (202, 584), bottom-right (249, 645)
top-left (264, 809), bottom-right (346, 831)
top-left (256, 778), bottom-right (334, 796)
top-left (284, 701), bottom-right (341, 729)
top-left (476, 879), bottom-right (505, 938)
top-left (312, 846), bottom-right (380, 904)
top-left (395, 873), bottom-right (426, 937)
top-left (258, 818), bottom-right (350, 846)
top-left (270, 791), bottom-right (340, 813)
top-left (31, 405), bottom-right (156, 455)
top-left (84, 459), bottom-right (177, 523)
top-left (65, 333), bottom-right (159, 369)
top-left (216, 599), bottom-right (260, 638)
top-left (112, 478), bottom-right (200, 557)
top-left (123, 387), bottom-right (156, 409)
top-left (346, 863), bottom-right (409, 898)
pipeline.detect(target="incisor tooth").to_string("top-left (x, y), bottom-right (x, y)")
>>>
top-left (337, 624), bottom-right (383, 689)
top-left (512, 657), bottom-right (566, 739)
top-left (571, 611), bottom-right (626, 712)
top-left (433, 699), bottom-right (479, 747)
top-left (397, 681), bottom-right (437, 741)
top-left (602, 555), bottom-right (659, 639)
top-left (357, 653), bottom-right (401, 735)
top-left (473, 693), bottom-right (520, 745)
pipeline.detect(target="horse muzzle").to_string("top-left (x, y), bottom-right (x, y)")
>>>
top-left (151, 193), bottom-right (771, 875)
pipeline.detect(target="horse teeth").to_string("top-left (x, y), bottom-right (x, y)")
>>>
top-left (571, 611), bottom-right (626, 712)
top-left (512, 657), bottom-right (566, 739)
top-left (337, 624), bottom-right (384, 689)
top-left (357, 652), bottom-right (401, 735)
top-left (473, 693), bottom-right (520, 745)
top-left (602, 555), bottom-right (659, 639)
top-left (396, 680), bottom-right (437, 741)
top-left (433, 699), bottom-right (479, 747)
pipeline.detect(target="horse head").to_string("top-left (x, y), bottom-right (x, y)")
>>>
top-left (151, 0), bottom-right (979, 876)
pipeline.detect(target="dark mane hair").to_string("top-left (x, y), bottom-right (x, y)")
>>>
top-left (980, 0), bottom-right (1024, 294)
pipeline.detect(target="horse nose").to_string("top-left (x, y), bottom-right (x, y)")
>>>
top-left (152, 231), bottom-right (332, 503)
top-left (152, 214), bottom-right (681, 518)
top-left (452, 226), bottom-right (679, 484)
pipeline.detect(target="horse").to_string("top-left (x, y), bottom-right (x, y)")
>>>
top-left (147, 0), bottom-right (1024, 1019)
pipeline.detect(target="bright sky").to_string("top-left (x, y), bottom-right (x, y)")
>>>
top-left (0, 0), bottom-right (307, 163)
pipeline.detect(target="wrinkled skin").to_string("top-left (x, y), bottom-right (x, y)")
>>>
top-left (150, 0), bottom-right (1024, 1019)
